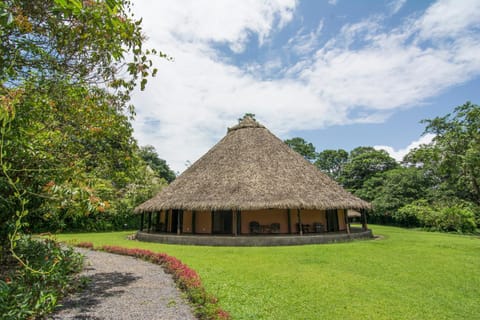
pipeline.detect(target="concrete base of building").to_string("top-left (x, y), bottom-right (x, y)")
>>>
top-left (136, 228), bottom-right (373, 246)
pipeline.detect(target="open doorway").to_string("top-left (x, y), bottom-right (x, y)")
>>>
top-left (212, 210), bottom-right (233, 234)
top-left (326, 209), bottom-right (339, 232)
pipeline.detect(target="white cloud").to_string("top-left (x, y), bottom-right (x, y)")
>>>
top-left (374, 133), bottom-right (435, 161)
top-left (328, 0), bottom-right (338, 5)
top-left (286, 21), bottom-right (324, 56)
top-left (295, 0), bottom-right (480, 112)
top-left (388, 0), bottom-right (407, 15)
top-left (130, 0), bottom-right (480, 172)
top-left (136, 0), bottom-right (296, 53)
top-left (417, 0), bottom-right (480, 40)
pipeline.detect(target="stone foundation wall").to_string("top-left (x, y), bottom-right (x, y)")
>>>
top-left (136, 230), bottom-right (373, 246)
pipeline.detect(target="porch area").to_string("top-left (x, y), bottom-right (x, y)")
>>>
top-left (136, 207), bottom-right (371, 246)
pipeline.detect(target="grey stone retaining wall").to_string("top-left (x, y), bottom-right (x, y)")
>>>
top-left (136, 230), bottom-right (373, 246)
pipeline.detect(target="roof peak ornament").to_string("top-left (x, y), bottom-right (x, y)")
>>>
top-left (228, 114), bottom-right (265, 132)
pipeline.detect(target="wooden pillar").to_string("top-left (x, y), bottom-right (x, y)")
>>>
top-left (192, 211), bottom-right (196, 234)
top-left (156, 211), bottom-right (161, 231)
top-left (232, 210), bottom-right (237, 236)
top-left (160, 210), bottom-right (167, 232)
top-left (237, 210), bottom-right (242, 235)
top-left (361, 209), bottom-right (368, 231)
top-left (297, 209), bottom-right (303, 236)
top-left (147, 212), bottom-right (152, 232)
top-left (210, 210), bottom-right (214, 234)
top-left (140, 212), bottom-right (144, 231)
top-left (344, 210), bottom-right (351, 234)
top-left (287, 209), bottom-right (292, 234)
top-left (177, 210), bottom-right (181, 235)
top-left (165, 209), bottom-right (169, 232)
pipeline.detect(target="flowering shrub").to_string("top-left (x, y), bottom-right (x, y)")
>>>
top-left (88, 245), bottom-right (230, 320)
top-left (76, 242), bottom-right (94, 249)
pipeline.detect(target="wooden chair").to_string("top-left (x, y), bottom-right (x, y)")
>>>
top-left (314, 222), bottom-right (324, 233)
top-left (270, 223), bottom-right (280, 233)
top-left (249, 221), bottom-right (260, 234)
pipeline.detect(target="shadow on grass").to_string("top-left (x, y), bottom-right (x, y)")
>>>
top-left (51, 270), bottom-right (139, 319)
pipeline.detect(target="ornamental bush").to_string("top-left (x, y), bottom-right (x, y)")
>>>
top-left (0, 236), bottom-right (84, 319)
top-left (438, 206), bottom-right (476, 233)
top-left (397, 201), bottom-right (477, 233)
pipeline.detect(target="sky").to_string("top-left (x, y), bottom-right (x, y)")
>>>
top-left (130, 0), bottom-right (480, 173)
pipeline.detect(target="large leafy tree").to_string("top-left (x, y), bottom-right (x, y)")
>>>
top-left (406, 102), bottom-right (480, 204)
top-left (339, 147), bottom-right (399, 191)
top-left (0, 0), bottom-right (162, 93)
top-left (0, 0), bottom-right (164, 254)
top-left (315, 149), bottom-right (348, 180)
top-left (356, 167), bottom-right (433, 220)
top-left (139, 145), bottom-right (176, 183)
top-left (284, 137), bottom-right (317, 162)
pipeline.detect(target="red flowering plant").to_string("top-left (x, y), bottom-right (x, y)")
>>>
top-left (75, 242), bottom-right (94, 249)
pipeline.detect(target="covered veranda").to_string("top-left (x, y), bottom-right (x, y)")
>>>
top-left (136, 208), bottom-right (371, 246)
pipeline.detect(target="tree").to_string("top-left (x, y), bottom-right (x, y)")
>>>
top-left (356, 167), bottom-right (434, 225)
top-left (419, 102), bottom-right (480, 204)
top-left (0, 0), bottom-right (164, 94)
top-left (284, 137), bottom-right (317, 161)
top-left (0, 0), bottom-right (164, 255)
top-left (315, 149), bottom-right (348, 180)
top-left (339, 147), bottom-right (398, 191)
top-left (139, 145), bottom-right (176, 183)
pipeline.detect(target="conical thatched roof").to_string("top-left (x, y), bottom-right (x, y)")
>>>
top-left (135, 116), bottom-right (371, 213)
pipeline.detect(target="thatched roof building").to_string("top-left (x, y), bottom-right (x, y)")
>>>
top-left (135, 116), bottom-right (371, 245)
top-left (136, 116), bottom-right (370, 212)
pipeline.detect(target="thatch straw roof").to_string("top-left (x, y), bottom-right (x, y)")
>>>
top-left (135, 116), bottom-right (371, 213)
top-left (347, 209), bottom-right (362, 218)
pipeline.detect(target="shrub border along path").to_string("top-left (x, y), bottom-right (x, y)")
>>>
top-left (75, 242), bottom-right (230, 320)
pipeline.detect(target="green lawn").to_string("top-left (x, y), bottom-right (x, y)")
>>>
top-left (55, 226), bottom-right (480, 320)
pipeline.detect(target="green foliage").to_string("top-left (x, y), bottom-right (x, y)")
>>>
top-left (284, 137), bottom-right (317, 161)
top-left (281, 102), bottom-right (480, 233)
top-left (0, 0), bottom-right (168, 246)
top-left (358, 167), bottom-right (434, 224)
top-left (315, 149), bottom-right (348, 179)
top-left (339, 146), bottom-right (399, 191)
top-left (0, 0), bottom-right (165, 95)
top-left (0, 78), bottom-right (166, 236)
top-left (397, 200), bottom-right (477, 233)
top-left (0, 2), bottom-right (169, 316)
top-left (56, 227), bottom-right (480, 320)
top-left (414, 101), bottom-right (480, 204)
top-left (369, 101), bottom-right (480, 229)
top-left (139, 145), bottom-right (176, 183)
top-left (0, 236), bottom-right (84, 319)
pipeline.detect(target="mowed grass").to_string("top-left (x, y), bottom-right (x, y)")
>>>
top-left (55, 225), bottom-right (480, 320)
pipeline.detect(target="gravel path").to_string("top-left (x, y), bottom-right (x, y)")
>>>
top-left (50, 248), bottom-right (196, 320)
